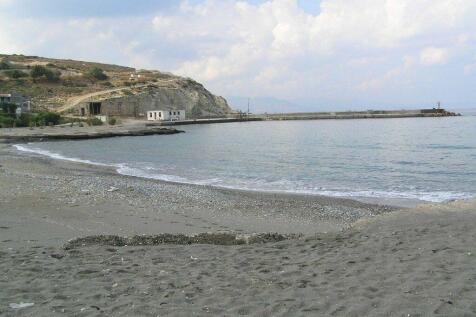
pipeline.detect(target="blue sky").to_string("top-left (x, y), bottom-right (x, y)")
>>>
top-left (1, 0), bottom-right (321, 17)
top-left (1, 0), bottom-right (476, 111)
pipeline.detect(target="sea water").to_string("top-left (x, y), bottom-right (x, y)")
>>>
top-left (15, 116), bottom-right (476, 204)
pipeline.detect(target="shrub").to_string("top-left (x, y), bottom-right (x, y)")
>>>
top-left (5, 70), bottom-right (28, 79)
top-left (89, 67), bottom-right (108, 80)
top-left (30, 65), bottom-right (48, 78)
top-left (35, 112), bottom-right (61, 126)
top-left (108, 117), bottom-right (116, 125)
top-left (15, 113), bottom-right (33, 127)
top-left (100, 81), bottom-right (113, 87)
top-left (1, 102), bottom-right (17, 114)
top-left (30, 65), bottom-right (60, 82)
top-left (0, 61), bottom-right (11, 70)
top-left (0, 114), bottom-right (15, 128)
top-left (87, 117), bottom-right (103, 126)
top-left (45, 70), bottom-right (61, 82)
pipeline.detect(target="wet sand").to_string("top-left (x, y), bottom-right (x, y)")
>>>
top-left (1, 143), bottom-right (476, 316)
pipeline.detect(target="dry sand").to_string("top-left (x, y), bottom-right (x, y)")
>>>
top-left (1, 143), bottom-right (476, 316)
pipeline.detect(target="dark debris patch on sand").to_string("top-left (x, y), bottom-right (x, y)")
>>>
top-left (63, 233), bottom-right (304, 250)
top-left (3, 201), bottom-right (476, 317)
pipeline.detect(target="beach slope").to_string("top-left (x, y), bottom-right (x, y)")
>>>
top-left (1, 144), bottom-right (476, 316)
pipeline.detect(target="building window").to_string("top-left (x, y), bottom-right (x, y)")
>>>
top-left (169, 111), bottom-right (172, 115)
top-left (159, 112), bottom-right (161, 117)
top-left (149, 113), bottom-right (153, 118)
top-left (173, 111), bottom-right (176, 115)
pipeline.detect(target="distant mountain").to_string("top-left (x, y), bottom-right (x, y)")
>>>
top-left (227, 96), bottom-right (308, 114)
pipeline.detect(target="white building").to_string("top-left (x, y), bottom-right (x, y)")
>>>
top-left (147, 110), bottom-right (186, 121)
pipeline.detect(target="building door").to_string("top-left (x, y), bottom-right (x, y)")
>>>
top-left (89, 102), bottom-right (102, 115)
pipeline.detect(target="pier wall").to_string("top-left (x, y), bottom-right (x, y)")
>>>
top-left (147, 109), bottom-right (460, 126)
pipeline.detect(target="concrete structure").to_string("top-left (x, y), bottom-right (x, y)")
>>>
top-left (0, 92), bottom-right (30, 113)
top-left (147, 110), bottom-right (185, 121)
top-left (150, 108), bottom-right (460, 126)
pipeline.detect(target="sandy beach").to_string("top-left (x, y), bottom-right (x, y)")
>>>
top-left (1, 142), bottom-right (476, 316)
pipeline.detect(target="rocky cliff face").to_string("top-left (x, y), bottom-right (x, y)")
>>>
top-left (0, 54), bottom-right (233, 117)
top-left (82, 78), bottom-right (232, 118)
top-left (146, 78), bottom-right (232, 117)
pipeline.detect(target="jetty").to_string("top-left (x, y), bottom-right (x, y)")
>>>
top-left (148, 108), bottom-right (461, 126)
top-left (0, 125), bottom-right (183, 143)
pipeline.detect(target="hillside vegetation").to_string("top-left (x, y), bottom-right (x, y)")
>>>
top-left (0, 54), bottom-right (232, 117)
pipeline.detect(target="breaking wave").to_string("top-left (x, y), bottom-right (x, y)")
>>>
top-left (14, 143), bottom-right (474, 204)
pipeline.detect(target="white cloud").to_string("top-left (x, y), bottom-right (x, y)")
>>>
top-left (420, 47), bottom-right (450, 66)
top-left (464, 62), bottom-right (476, 75)
top-left (2, 0), bottom-right (476, 107)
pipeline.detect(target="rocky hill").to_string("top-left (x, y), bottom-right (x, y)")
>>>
top-left (0, 54), bottom-right (232, 118)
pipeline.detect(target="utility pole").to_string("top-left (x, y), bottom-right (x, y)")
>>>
top-left (247, 98), bottom-right (250, 120)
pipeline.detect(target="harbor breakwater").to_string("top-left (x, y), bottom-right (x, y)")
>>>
top-left (152, 108), bottom-right (460, 126)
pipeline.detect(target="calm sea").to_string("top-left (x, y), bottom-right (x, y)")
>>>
top-left (16, 116), bottom-right (476, 205)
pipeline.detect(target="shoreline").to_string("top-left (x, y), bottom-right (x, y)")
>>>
top-left (3, 143), bottom-right (476, 315)
top-left (11, 142), bottom-right (436, 209)
top-left (0, 143), bottom-right (397, 248)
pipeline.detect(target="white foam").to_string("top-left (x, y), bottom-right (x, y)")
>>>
top-left (300, 189), bottom-right (473, 203)
top-left (116, 166), bottom-right (473, 203)
top-left (13, 144), bottom-right (111, 167)
top-left (9, 302), bottom-right (34, 309)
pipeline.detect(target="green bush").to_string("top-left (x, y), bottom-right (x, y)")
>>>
top-left (89, 67), bottom-right (108, 80)
top-left (108, 117), bottom-right (116, 125)
top-left (87, 117), bottom-right (103, 126)
top-left (1, 103), bottom-right (17, 114)
top-left (100, 81), bottom-right (113, 87)
top-left (45, 70), bottom-right (60, 82)
top-left (30, 65), bottom-right (60, 82)
top-left (15, 113), bottom-right (33, 127)
top-left (35, 112), bottom-right (61, 126)
top-left (59, 116), bottom-right (84, 125)
top-left (0, 109), bottom-right (33, 128)
top-left (30, 65), bottom-right (48, 78)
top-left (5, 70), bottom-right (28, 79)
top-left (0, 111), bottom-right (62, 128)
top-left (0, 114), bottom-right (15, 128)
top-left (0, 61), bottom-right (10, 70)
